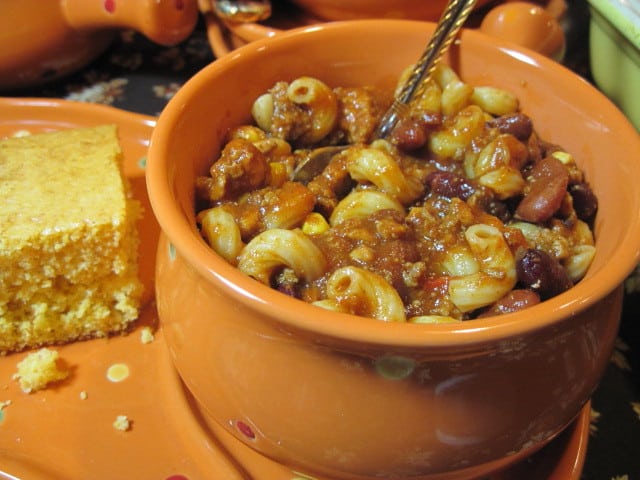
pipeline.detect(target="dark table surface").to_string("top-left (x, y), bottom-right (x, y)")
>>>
top-left (4, 2), bottom-right (639, 478)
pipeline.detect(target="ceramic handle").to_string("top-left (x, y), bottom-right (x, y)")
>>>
top-left (62, 0), bottom-right (199, 46)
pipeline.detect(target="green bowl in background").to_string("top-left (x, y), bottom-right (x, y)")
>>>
top-left (588, 0), bottom-right (640, 130)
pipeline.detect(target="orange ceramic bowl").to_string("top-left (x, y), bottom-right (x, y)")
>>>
top-left (147, 20), bottom-right (640, 479)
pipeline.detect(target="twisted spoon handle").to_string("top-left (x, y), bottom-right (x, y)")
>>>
top-left (376, 0), bottom-right (478, 139)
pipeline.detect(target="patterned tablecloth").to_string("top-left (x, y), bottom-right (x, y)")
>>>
top-left (4, 3), bottom-right (639, 478)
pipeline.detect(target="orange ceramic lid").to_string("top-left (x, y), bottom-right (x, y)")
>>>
top-left (0, 98), bottom-right (589, 479)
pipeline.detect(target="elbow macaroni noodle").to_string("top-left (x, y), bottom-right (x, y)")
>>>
top-left (197, 207), bottom-right (244, 265)
top-left (330, 190), bottom-right (404, 226)
top-left (238, 229), bottom-right (327, 285)
top-left (286, 76), bottom-right (339, 144)
top-left (447, 224), bottom-right (517, 312)
top-left (195, 66), bottom-right (598, 323)
top-left (344, 146), bottom-right (424, 205)
top-left (322, 266), bottom-right (406, 322)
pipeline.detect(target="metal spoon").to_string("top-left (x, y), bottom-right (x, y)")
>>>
top-left (212, 0), bottom-right (272, 23)
top-left (291, 0), bottom-right (477, 183)
top-left (291, 145), bottom-right (348, 184)
top-left (375, 0), bottom-right (478, 139)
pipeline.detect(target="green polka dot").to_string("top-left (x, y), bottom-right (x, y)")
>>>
top-left (375, 355), bottom-right (415, 380)
top-left (137, 156), bottom-right (147, 169)
top-left (168, 242), bottom-right (176, 261)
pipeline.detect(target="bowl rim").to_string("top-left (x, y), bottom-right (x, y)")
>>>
top-left (147, 19), bottom-right (640, 348)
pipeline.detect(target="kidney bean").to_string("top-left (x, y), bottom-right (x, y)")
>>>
top-left (503, 133), bottom-right (530, 170)
top-left (391, 117), bottom-right (427, 151)
top-left (487, 113), bottom-right (533, 141)
top-left (516, 248), bottom-right (573, 299)
top-left (276, 281), bottom-right (297, 297)
top-left (484, 198), bottom-right (512, 223)
top-left (415, 111), bottom-right (443, 132)
top-left (426, 171), bottom-right (476, 200)
top-left (527, 132), bottom-right (543, 164)
top-left (392, 112), bottom-right (442, 151)
top-left (569, 181), bottom-right (598, 222)
top-left (477, 289), bottom-right (541, 317)
top-left (538, 139), bottom-right (564, 158)
top-left (515, 156), bottom-right (569, 223)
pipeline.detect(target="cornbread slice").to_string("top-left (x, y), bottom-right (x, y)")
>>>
top-left (0, 125), bottom-right (142, 354)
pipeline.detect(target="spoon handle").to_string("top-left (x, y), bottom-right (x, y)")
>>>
top-left (376, 0), bottom-right (478, 139)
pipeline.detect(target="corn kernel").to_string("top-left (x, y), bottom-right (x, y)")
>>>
top-left (302, 212), bottom-right (330, 235)
top-left (255, 138), bottom-right (291, 156)
top-left (551, 151), bottom-right (574, 165)
top-left (226, 125), bottom-right (266, 143)
top-left (349, 245), bottom-right (375, 263)
top-left (268, 162), bottom-right (288, 187)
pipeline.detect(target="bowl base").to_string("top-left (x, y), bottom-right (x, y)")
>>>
top-left (176, 371), bottom-right (590, 480)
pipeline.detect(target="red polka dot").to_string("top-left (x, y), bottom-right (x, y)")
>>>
top-left (104, 0), bottom-right (116, 13)
top-left (236, 420), bottom-right (256, 439)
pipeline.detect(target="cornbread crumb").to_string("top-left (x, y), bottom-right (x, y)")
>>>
top-left (113, 415), bottom-right (131, 431)
top-left (140, 326), bottom-right (155, 344)
top-left (0, 400), bottom-right (11, 410)
top-left (79, 390), bottom-right (88, 400)
top-left (13, 348), bottom-right (69, 393)
top-left (0, 125), bottom-right (143, 353)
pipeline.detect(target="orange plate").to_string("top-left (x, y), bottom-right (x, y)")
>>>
top-left (0, 98), bottom-right (589, 480)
